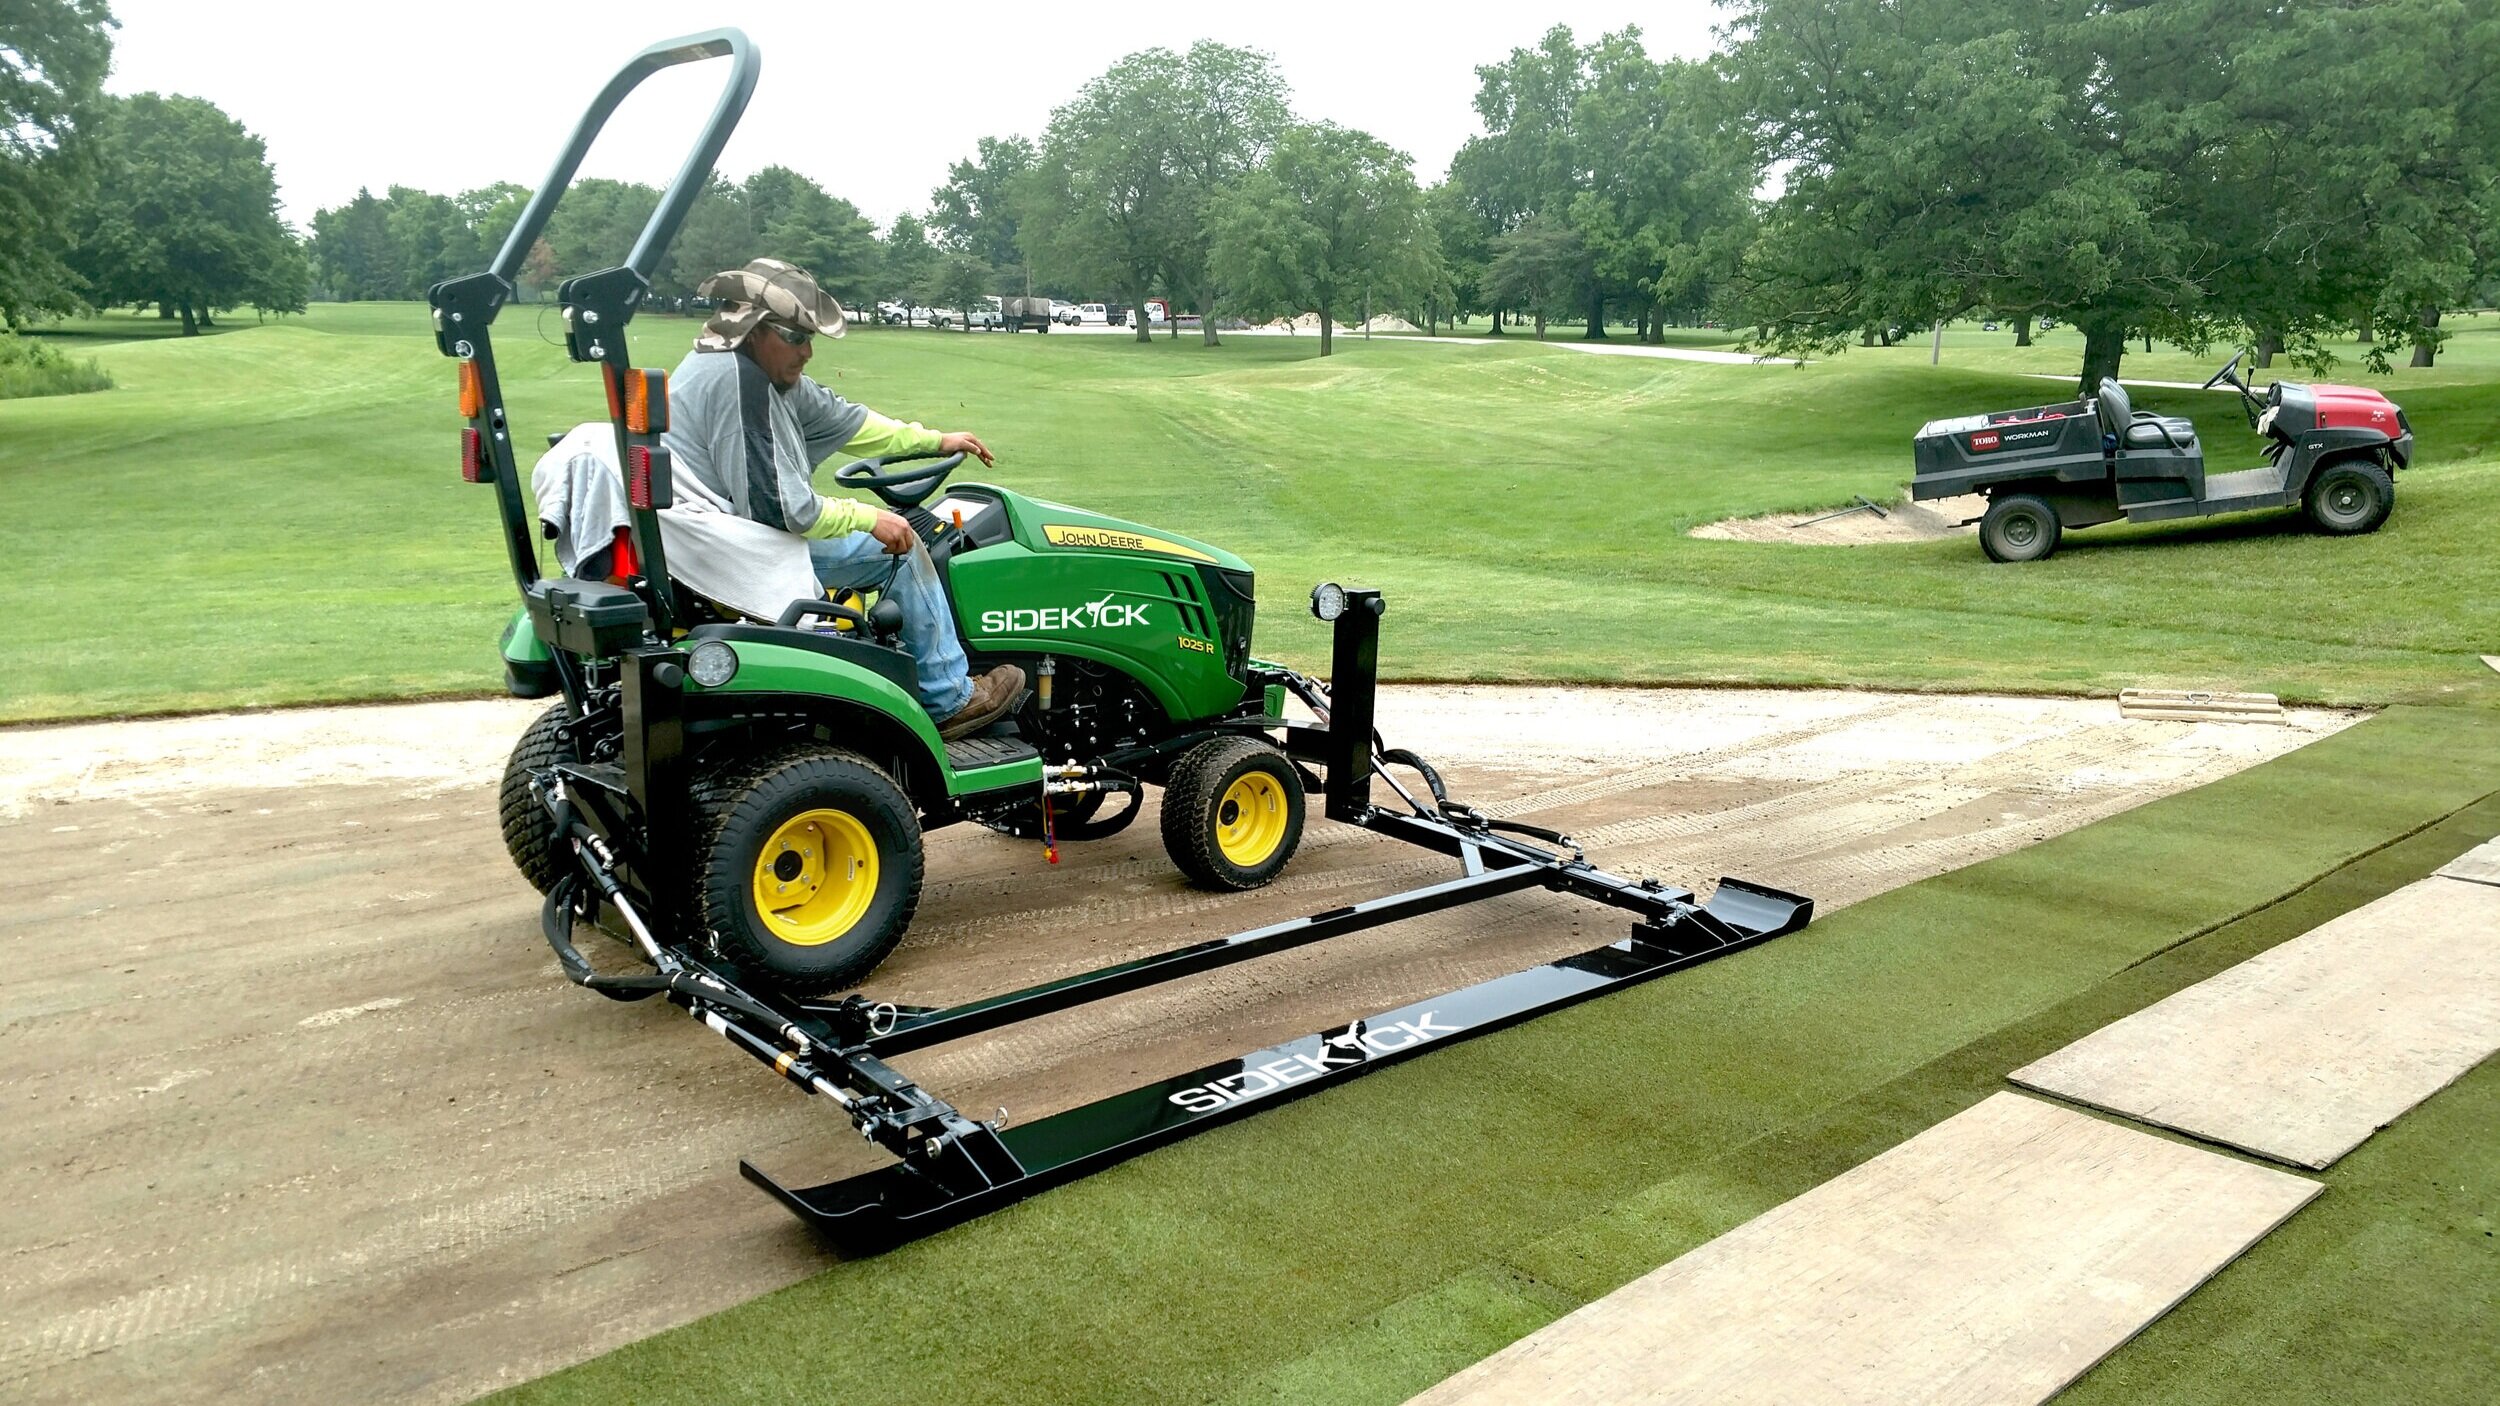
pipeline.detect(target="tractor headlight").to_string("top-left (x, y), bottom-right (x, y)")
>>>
top-left (687, 640), bottom-right (739, 688)
top-left (1310, 582), bottom-right (1347, 621)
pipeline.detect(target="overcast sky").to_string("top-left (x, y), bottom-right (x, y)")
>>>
top-left (102, 0), bottom-right (1728, 232)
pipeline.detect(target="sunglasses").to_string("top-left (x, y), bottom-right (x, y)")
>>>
top-left (765, 322), bottom-right (813, 347)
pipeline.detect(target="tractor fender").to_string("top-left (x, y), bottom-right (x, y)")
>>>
top-left (680, 639), bottom-right (954, 804)
top-left (499, 607), bottom-right (559, 699)
top-left (682, 690), bottom-right (952, 810)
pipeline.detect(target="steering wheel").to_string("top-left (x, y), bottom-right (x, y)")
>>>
top-left (2201, 349), bottom-right (2247, 391)
top-left (832, 450), bottom-right (966, 509)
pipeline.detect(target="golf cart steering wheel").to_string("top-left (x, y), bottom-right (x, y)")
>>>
top-left (2201, 350), bottom-right (2247, 391)
top-left (832, 450), bottom-right (967, 509)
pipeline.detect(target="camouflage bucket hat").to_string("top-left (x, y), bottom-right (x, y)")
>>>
top-left (694, 257), bottom-right (847, 349)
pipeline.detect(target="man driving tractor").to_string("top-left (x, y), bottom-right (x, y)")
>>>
top-left (666, 257), bottom-right (1025, 740)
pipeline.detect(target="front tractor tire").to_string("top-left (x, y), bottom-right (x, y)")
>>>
top-left (695, 749), bottom-right (924, 998)
top-left (2305, 460), bottom-right (2394, 536)
top-left (500, 703), bottom-right (578, 895)
top-left (1161, 736), bottom-right (1305, 891)
top-left (1980, 493), bottom-right (2061, 563)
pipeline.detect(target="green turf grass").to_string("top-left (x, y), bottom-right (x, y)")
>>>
top-left (3, 304), bottom-right (2497, 722)
top-left (490, 704), bottom-right (2500, 1406)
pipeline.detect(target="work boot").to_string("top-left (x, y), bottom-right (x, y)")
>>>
top-left (937, 665), bottom-right (1026, 742)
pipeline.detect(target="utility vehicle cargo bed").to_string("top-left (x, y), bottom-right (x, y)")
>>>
top-left (1911, 398), bottom-right (2108, 500)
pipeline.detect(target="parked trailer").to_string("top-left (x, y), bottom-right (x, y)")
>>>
top-left (1000, 295), bottom-right (1054, 333)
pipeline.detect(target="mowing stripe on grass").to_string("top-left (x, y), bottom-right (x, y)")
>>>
top-left (495, 706), bottom-right (2500, 1406)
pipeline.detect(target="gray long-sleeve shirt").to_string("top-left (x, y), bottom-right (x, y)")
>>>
top-left (664, 346), bottom-right (872, 536)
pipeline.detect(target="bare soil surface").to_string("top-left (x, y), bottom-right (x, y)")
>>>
top-left (0, 687), bottom-right (2355, 1404)
top-left (1690, 491), bottom-right (1988, 546)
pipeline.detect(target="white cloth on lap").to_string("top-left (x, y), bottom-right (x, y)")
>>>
top-left (528, 423), bottom-right (822, 623)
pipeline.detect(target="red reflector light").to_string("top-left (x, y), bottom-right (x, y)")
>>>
top-left (627, 443), bottom-right (653, 508)
top-left (457, 361), bottom-right (484, 419)
top-left (460, 426), bottom-right (485, 482)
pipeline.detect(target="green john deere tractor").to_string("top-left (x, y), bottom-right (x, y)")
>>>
top-left (438, 40), bottom-right (1306, 1000)
top-left (490, 453), bottom-right (1304, 998)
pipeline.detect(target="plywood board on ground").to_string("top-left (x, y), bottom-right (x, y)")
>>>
top-left (2435, 836), bottom-right (2500, 887)
top-left (2118, 688), bottom-right (2284, 724)
top-left (2013, 876), bottom-right (2500, 1169)
top-left (1407, 1093), bottom-right (2318, 1406)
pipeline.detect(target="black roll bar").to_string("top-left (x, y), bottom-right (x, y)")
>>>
top-left (489, 29), bottom-right (761, 291)
top-left (429, 29), bottom-right (761, 704)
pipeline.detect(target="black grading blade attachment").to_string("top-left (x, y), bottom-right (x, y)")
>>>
top-left (742, 875), bottom-right (1809, 1257)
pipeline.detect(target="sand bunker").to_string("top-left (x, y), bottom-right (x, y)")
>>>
top-left (1691, 491), bottom-right (1986, 546)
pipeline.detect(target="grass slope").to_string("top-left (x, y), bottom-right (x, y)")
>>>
top-left (495, 705), bottom-right (2500, 1406)
top-left (3, 305), bottom-right (2498, 721)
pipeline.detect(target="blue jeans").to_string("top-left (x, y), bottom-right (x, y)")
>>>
top-left (808, 534), bottom-right (974, 717)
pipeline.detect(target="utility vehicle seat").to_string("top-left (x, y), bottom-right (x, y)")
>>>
top-left (2095, 378), bottom-right (2196, 450)
top-left (2122, 415), bottom-right (2197, 449)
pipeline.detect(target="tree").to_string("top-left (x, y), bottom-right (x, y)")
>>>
top-left (457, 181), bottom-right (532, 271)
top-left (67, 93), bottom-right (307, 333)
top-left (748, 168), bottom-right (881, 308)
top-left (1722, 0), bottom-right (2497, 392)
top-left (931, 136), bottom-right (1034, 287)
top-left (1454, 26), bottom-right (1603, 335)
top-left (1566, 38), bottom-right (1757, 342)
top-left (1025, 43), bottom-right (1291, 345)
top-left (0, 0), bottom-right (117, 327)
top-left (540, 178), bottom-right (659, 286)
top-left (308, 188), bottom-right (397, 300)
top-left (1425, 178), bottom-right (1493, 330)
top-left (1160, 42), bottom-right (1293, 345)
top-left (922, 251), bottom-right (997, 331)
top-left (1481, 216), bottom-right (1587, 339)
top-left (1212, 122), bottom-right (1436, 356)
top-left (881, 212), bottom-right (938, 320)
top-left (661, 178), bottom-right (755, 299)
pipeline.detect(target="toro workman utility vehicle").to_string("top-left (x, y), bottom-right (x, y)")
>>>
top-left (1913, 353), bottom-right (2414, 561)
top-left (429, 29), bottom-right (1811, 1254)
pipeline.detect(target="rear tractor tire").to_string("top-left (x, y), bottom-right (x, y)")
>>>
top-left (2305, 460), bottom-right (2393, 536)
top-left (695, 748), bottom-right (924, 998)
top-left (1980, 493), bottom-right (2061, 563)
top-left (1160, 736), bottom-right (1304, 891)
top-left (500, 703), bottom-right (578, 895)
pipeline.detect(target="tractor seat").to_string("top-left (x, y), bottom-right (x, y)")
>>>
top-left (2122, 415), bottom-right (2197, 450)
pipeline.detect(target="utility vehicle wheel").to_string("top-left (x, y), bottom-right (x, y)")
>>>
top-left (499, 703), bottom-right (578, 895)
top-left (2305, 460), bottom-right (2393, 535)
top-left (696, 749), bottom-right (923, 998)
top-left (1980, 493), bottom-right (2061, 563)
top-left (1161, 736), bottom-right (1304, 891)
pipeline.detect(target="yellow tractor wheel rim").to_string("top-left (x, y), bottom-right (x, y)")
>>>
top-left (1215, 772), bottom-right (1288, 866)
top-left (751, 808), bottom-right (879, 946)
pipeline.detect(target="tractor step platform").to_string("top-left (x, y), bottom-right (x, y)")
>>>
top-left (944, 734), bottom-right (1038, 770)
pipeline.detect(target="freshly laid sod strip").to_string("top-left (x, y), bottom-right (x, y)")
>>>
top-left (1407, 1093), bottom-right (2319, 1406)
top-left (7, 305), bottom-right (2500, 721)
top-left (2012, 877), bottom-right (2500, 1169)
top-left (496, 706), bottom-right (2500, 1406)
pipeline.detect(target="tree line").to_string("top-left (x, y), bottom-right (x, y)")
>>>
top-left (5, 1), bottom-right (2493, 382)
